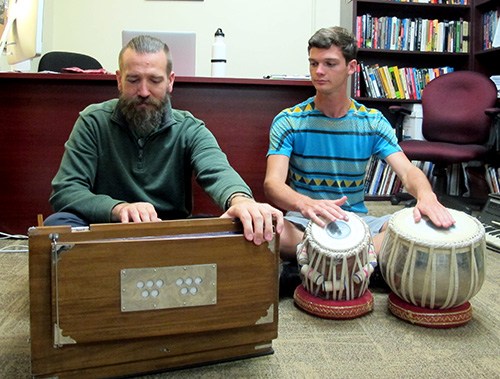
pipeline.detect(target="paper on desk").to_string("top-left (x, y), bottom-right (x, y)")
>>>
top-left (61, 67), bottom-right (111, 74)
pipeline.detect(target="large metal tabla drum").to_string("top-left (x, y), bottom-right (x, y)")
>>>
top-left (293, 212), bottom-right (376, 319)
top-left (379, 207), bottom-right (486, 328)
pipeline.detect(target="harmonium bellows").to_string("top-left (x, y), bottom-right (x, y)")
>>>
top-left (28, 218), bottom-right (279, 378)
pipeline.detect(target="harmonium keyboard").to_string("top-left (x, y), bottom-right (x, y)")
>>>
top-left (477, 193), bottom-right (500, 253)
top-left (28, 218), bottom-right (279, 378)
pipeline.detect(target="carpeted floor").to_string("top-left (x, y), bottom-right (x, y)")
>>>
top-left (1, 202), bottom-right (499, 379)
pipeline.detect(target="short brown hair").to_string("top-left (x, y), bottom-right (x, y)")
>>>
top-left (308, 26), bottom-right (357, 63)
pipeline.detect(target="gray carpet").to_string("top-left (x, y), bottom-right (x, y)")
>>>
top-left (1, 202), bottom-right (499, 378)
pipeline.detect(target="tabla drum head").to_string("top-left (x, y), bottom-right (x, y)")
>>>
top-left (388, 207), bottom-right (483, 247)
top-left (308, 212), bottom-right (368, 253)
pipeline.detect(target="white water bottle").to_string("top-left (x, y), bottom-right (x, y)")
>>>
top-left (211, 28), bottom-right (226, 77)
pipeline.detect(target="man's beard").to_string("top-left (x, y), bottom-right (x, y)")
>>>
top-left (118, 94), bottom-right (169, 138)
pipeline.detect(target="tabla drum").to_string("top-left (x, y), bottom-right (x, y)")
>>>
top-left (379, 207), bottom-right (486, 328)
top-left (293, 212), bottom-right (376, 319)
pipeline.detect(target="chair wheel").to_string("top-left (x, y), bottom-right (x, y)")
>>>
top-left (404, 199), bottom-right (417, 208)
top-left (390, 196), bottom-right (401, 205)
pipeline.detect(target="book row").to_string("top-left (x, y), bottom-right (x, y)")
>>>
top-left (355, 62), bottom-right (453, 99)
top-left (365, 158), bottom-right (499, 198)
top-left (356, 14), bottom-right (469, 53)
top-left (485, 164), bottom-right (500, 194)
top-left (482, 9), bottom-right (500, 50)
top-left (365, 159), bottom-right (436, 197)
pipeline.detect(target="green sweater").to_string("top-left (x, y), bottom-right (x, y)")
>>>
top-left (50, 99), bottom-right (252, 222)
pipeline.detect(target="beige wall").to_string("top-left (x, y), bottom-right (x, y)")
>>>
top-left (2, 0), bottom-right (353, 76)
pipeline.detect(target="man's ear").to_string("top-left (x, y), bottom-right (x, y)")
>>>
top-left (168, 71), bottom-right (175, 94)
top-left (116, 70), bottom-right (122, 92)
top-left (347, 59), bottom-right (357, 75)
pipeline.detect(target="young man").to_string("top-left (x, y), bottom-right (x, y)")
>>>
top-left (264, 26), bottom-right (454, 261)
top-left (46, 35), bottom-right (283, 246)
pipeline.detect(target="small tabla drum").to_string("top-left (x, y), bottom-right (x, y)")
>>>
top-left (379, 207), bottom-right (486, 328)
top-left (293, 212), bottom-right (376, 319)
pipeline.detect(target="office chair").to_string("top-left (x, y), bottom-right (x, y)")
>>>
top-left (389, 70), bottom-right (500, 212)
top-left (38, 51), bottom-right (103, 72)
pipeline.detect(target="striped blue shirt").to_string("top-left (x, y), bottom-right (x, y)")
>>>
top-left (267, 97), bottom-right (400, 213)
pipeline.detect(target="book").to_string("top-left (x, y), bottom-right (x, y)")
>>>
top-left (389, 66), bottom-right (404, 99)
top-left (372, 65), bottom-right (386, 98)
top-left (420, 19), bottom-right (429, 52)
top-left (405, 67), bottom-right (417, 100)
top-left (368, 159), bottom-right (386, 195)
top-left (409, 19), bottom-right (416, 51)
top-left (381, 167), bottom-right (397, 196)
top-left (365, 14), bottom-right (373, 48)
top-left (354, 64), bottom-right (361, 97)
top-left (436, 20), bottom-right (445, 52)
top-left (367, 65), bottom-right (382, 98)
top-left (356, 16), bottom-right (363, 48)
top-left (390, 16), bottom-right (399, 50)
top-left (462, 20), bottom-right (469, 52)
top-left (359, 62), bottom-right (374, 98)
top-left (492, 17), bottom-right (500, 48)
top-left (399, 67), bottom-right (410, 99)
top-left (382, 65), bottom-right (397, 99)
top-left (377, 66), bottom-right (391, 98)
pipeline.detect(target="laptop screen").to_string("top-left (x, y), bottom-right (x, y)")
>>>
top-left (121, 30), bottom-right (196, 76)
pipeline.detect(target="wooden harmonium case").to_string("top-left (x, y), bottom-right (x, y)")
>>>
top-left (28, 218), bottom-right (279, 378)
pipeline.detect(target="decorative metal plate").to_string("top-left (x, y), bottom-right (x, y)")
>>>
top-left (120, 264), bottom-right (217, 312)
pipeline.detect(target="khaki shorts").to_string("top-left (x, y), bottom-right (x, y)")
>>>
top-left (285, 211), bottom-right (390, 236)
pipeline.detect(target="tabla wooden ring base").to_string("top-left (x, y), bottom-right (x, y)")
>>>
top-left (387, 292), bottom-right (472, 328)
top-left (293, 285), bottom-right (373, 319)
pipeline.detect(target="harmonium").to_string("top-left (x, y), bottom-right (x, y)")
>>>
top-left (28, 218), bottom-right (279, 378)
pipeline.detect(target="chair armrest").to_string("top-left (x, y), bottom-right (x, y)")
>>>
top-left (389, 106), bottom-right (412, 141)
top-left (389, 105), bottom-right (412, 115)
top-left (485, 107), bottom-right (500, 152)
top-left (485, 107), bottom-right (500, 118)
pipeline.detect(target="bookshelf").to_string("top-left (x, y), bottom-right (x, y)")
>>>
top-left (352, 0), bottom-right (471, 104)
top-left (472, 0), bottom-right (500, 77)
top-left (351, 0), bottom-right (500, 199)
top-left (473, 1), bottom-right (500, 195)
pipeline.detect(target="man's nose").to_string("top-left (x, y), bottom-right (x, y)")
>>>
top-left (137, 81), bottom-right (151, 97)
top-left (315, 63), bottom-right (325, 75)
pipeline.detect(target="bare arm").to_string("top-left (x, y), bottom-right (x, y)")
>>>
top-left (386, 152), bottom-right (455, 228)
top-left (263, 155), bottom-right (348, 227)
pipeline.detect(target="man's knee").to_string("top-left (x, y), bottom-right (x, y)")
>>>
top-left (43, 212), bottom-right (88, 228)
top-left (279, 220), bottom-right (304, 261)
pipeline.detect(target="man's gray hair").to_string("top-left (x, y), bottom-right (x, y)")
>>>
top-left (119, 35), bottom-right (172, 74)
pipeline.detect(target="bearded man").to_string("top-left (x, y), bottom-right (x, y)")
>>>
top-left (45, 35), bottom-right (283, 245)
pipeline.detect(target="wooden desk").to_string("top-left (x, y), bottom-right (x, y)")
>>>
top-left (0, 73), bottom-right (314, 235)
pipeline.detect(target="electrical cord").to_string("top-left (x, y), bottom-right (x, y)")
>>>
top-left (0, 231), bottom-right (29, 253)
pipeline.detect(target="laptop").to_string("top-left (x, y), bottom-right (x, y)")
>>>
top-left (121, 30), bottom-right (196, 76)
